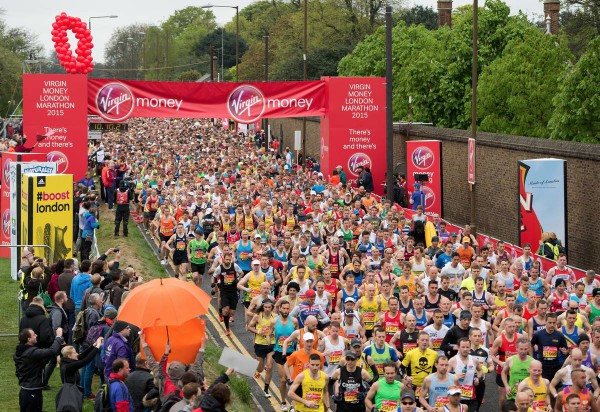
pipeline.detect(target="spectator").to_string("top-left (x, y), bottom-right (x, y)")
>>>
top-left (80, 293), bottom-right (104, 399)
top-left (108, 358), bottom-right (135, 412)
top-left (19, 296), bottom-right (54, 350)
top-left (81, 206), bottom-right (100, 262)
top-left (103, 321), bottom-right (135, 382)
top-left (104, 271), bottom-right (129, 310)
top-left (58, 336), bottom-right (102, 391)
top-left (45, 291), bottom-right (69, 386)
top-left (125, 354), bottom-right (156, 412)
top-left (46, 260), bottom-right (65, 303)
top-left (102, 160), bottom-right (117, 210)
top-left (70, 259), bottom-right (93, 314)
top-left (23, 266), bottom-right (48, 308)
top-left (14, 327), bottom-right (64, 411)
top-left (58, 258), bottom-right (77, 343)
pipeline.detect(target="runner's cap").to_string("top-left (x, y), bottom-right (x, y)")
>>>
top-left (594, 288), bottom-right (600, 297)
top-left (252, 259), bottom-right (260, 265)
top-left (304, 289), bottom-right (316, 298)
top-left (303, 333), bottom-right (315, 341)
top-left (462, 236), bottom-right (470, 243)
top-left (195, 228), bottom-right (204, 235)
top-left (344, 297), bottom-right (356, 304)
top-left (401, 391), bottom-right (416, 401)
top-left (350, 338), bottom-right (363, 347)
top-left (448, 386), bottom-right (462, 395)
top-left (344, 351), bottom-right (358, 360)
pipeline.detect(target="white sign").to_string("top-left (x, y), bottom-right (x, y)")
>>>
top-left (88, 130), bottom-right (102, 140)
top-left (10, 161), bottom-right (57, 279)
top-left (218, 347), bottom-right (259, 378)
top-left (294, 130), bottom-right (302, 151)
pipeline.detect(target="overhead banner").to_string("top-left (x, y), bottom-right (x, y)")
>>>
top-left (22, 74), bottom-right (88, 180)
top-left (21, 173), bottom-right (73, 264)
top-left (10, 162), bottom-right (57, 278)
top-left (319, 77), bottom-right (386, 195)
top-left (0, 152), bottom-right (47, 259)
top-left (87, 79), bottom-right (327, 123)
top-left (406, 140), bottom-right (443, 216)
top-left (518, 158), bottom-right (567, 250)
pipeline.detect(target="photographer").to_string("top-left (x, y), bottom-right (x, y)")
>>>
top-left (115, 179), bottom-right (134, 237)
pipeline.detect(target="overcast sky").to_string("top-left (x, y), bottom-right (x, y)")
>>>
top-left (4, 0), bottom-right (545, 64)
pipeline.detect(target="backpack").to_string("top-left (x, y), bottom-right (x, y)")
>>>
top-left (158, 391), bottom-right (182, 412)
top-left (55, 382), bottom-right (83, 412)
top-left (72, 309), bottom-right (89, 344)
top-left (85, 322), bottom-right (106, 348)
top-left (94, 378), bottom-right (119, 412)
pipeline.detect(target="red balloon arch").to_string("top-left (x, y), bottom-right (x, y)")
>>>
top-left (51, 12), bottom-right (94, 74)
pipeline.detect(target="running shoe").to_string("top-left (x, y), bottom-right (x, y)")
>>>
top-left (264, 391), bottom-right (271, 398)
top-left (280, 403), bottom-right (288, 411)
top-left (160, 259), bottom-right (167, 265)
top-left (225, 329), bottom-right (231, 336)
top-left (254, 371), bottom-right (261, 380)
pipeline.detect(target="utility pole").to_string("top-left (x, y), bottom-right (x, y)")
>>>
top-left (302, 0), bottom-right (308, 166)
top-left (470, 0), bottom-right (478, 231)
top-left (264, 34), bottom-right (269, 147)
top-left (210, 46), bottom-right (214, 81)
top-left (385, 6), bottom-right (394, 198)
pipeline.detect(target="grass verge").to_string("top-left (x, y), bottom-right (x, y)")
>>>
top-left (0, 202), bottom-right (254, 411)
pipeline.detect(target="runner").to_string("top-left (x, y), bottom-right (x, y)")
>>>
top-left (516, 360), bottom-right (550, 412)
top-left (501, 338), bottom-right (534, 401)
top-left (271, 300), bottom-right (298, 411)
top-left (187, 228), bottom-right (209, 286)
top-left (247, 299), bottom-right (276, 395)
top-left (211, 252), bottom-right (243, 335)
top-left (365, 361), bottom-right (403, 412)
top-left (401, 331), bottom-right (438, 396)
top-left (420, 356), bottom-right (457, 412)
top-left (330, 350), bottom-right (373, 412)
top-left (288, 352), bottom-right (331, 412)
top-left (447, 337), bottom-right (482, 412)
top-left (165, 222), bottom-right (189, 277)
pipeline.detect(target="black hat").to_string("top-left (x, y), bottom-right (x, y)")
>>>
top-left (113, 320), bottom-right (129, 333)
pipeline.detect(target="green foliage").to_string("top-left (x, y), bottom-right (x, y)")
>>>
top-left (177, 69), bottom-right (201, 82)
top-left (549, 36), bottom-right (600, 143)
top-left (397, 5), bottom-right (438, 30)
top-left (477, 29), bottom-right (573, 137)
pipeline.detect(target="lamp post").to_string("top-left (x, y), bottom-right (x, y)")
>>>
top-left (127, 37), bottom-right (134, 80)
top-left (201, 4), bottom-right (239, 81)
top-left (88, 15), bottom-right (118, 78)
top-left (302, 0), bottom-right (308, 166)
top-left (88, 15), bottom-right (118, 31)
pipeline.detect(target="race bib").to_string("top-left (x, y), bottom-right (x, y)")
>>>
top-left (460, 384), bottom-right (474, 399)
top-left (330, 264), bottom-right (339, 273)
top-left (385, 324), bottom-right (399, 334)
top-left (239, 252), bottom-right (250, 260)
top-left (542, 346), bottom-right (558, 359)
top-left (431, 338), bottom-right (443, 350)
top-left (250, 289), bottom-right (260, 298)
top-left (404, 342), bottom-right (417, 353)
top-left (194, 249), bottom-right (205, 259)
top-left (306, 391), bottom-right (322, 402)
top-left (380, 400), bottom-right (398, 412)
top-left (224, 274), bottom-right (235, 285)
top-left (176, 241), bottom-right (186, 250)
top-left (414, 386), bottom-right (422, 398)
top-left (532, 401), bottom-right (546, 411)
top-left (344, 390), bottom-right (359, 403)
top-left (278, 335), bottom-right (288, 347)
top-left (329, 350), bottom-right (343, 364)
top-left (363, 312), bottom-right (376, 326)
top-left (435, 397), bottom-right (449, 408)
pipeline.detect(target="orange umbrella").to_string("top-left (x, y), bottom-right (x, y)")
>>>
top-left (141, 318), bottom-right (206, 364)
top-left (117, 278), bottom-right (210, 329)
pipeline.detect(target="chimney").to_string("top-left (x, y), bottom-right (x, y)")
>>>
top-left (543, 0), bottom-right (560, 35)
top-left (437, 0), bottom-right (453, 27)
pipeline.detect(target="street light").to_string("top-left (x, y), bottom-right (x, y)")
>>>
top-left (470, 0), bottom-right (478, 231)
top-left (88, 15), bottom-right (118, 31)
top-left (201, 4), bottom-right (239, 81)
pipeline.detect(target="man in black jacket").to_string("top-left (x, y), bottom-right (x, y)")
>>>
top-left (125, 354), bottom-right (156, 412)
top-left (14, 327), bottom-right (64, 412)
top-left (19, 296), bottom-right (54, 349)
top-left (440, 310), bottom-right (473, 359)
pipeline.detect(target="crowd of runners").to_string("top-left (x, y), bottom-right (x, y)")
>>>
top-left (86, 117), bottom-right (600, 412)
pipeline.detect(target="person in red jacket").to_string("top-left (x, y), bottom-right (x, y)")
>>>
top-left (102, 160), bottom-right (117, 210)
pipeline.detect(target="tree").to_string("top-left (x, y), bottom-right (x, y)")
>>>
top-left (177, 69), bottom-right (201, 82)
top-left (104, 24), bottom-right (148, 80)
top-left (397, 5), bottom-right (438, 30)
top-left (477, 29), bottom-right (573, 137)
top-left (548, 36), bottom-right (600, 143)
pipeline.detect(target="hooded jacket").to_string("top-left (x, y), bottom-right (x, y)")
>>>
top-left (18, 304), bottom-right (54, 349)
top-left (198, 373), bottom-right (230, 412)
top-left (82, 211), bottom-right (100, 239)
top-left (14, 335), bottom-right (64, 389)
top-left (70, 272), bottom-right (92, 310)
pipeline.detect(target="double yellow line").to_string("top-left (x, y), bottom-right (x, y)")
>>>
top-left (147, 233), bottom-right (284, 410)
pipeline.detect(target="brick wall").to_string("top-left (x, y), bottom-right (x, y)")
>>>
top-left (269, 118), bottom-right (600, 271)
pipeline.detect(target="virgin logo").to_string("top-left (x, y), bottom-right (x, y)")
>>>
top-left (348, 153), bottom-right (371, 176)
top-left (46, 151), bottom-right (69, 174)
top-left (227, 85), bottom-right (265, 124)
top-left (3, 159), bottom-right (11, 186)
top-left (96, 82), bottom-right (134, 121)
top-left (412, 146), bottom-right (435, 170)
top-left (423, 186), bottom-right (435, 209)
top-left (2, 209), bottom-right (9, 236)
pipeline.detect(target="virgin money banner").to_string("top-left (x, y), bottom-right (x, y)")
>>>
top-left (406, 140), bottom-right (443, 216)
top-left (518, 158), bottom-right (567, 250)
top-left (0, 152), bottom-right (46, 259)
top-left (88, 79), bottom-right (326, 123)
top-left (319, 77), bottom-right (386, 195)
top-left (22, 74), bottom-right (88, 180)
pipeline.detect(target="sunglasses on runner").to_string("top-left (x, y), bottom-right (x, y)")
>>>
top-left (401, 402), bottom-right (415, 405)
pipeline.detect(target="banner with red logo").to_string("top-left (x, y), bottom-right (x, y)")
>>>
top-left (0, 152), bottom-right (47, 258)
top-left (23, 74), bottom-right (89, 180)
top-left (87, 79), bottom-right (326, 123)
top-left (406, 140), bottom-right (443, 216)
top-left (518, 158), bottom-right (567, 250)
top-left (319, 77), bottom-right (386, 195)
top-left (468, 138), bottom-right (475, 184)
